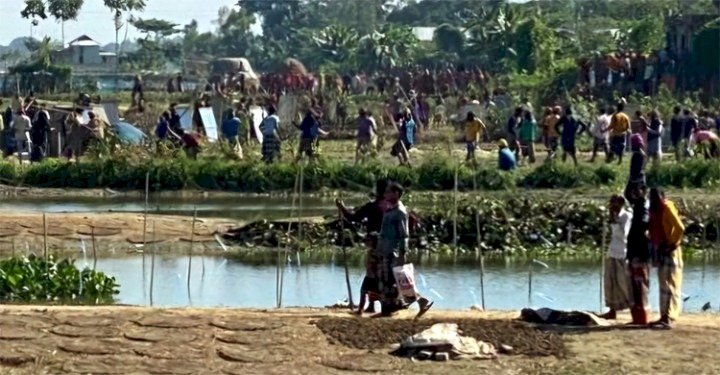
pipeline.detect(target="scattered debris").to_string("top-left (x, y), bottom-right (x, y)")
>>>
top-left (392, 323), bottom-right (496, 361)
top-left (315, 317), bottom-right (566, 357)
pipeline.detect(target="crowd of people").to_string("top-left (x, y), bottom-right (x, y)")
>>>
top-left (485, 100), bottom-right (720, 172)
top-left (604, 185), bottom-right (685, 328)
top-left (0, 95), bottom-right (107, 163)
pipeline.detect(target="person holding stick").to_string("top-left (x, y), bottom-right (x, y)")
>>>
top-left (601, 194), bottom-right (633, 320)
top-left (376, 182), bottom-right (432, 317)
top-left (336, 180), bottom-right (389, 314)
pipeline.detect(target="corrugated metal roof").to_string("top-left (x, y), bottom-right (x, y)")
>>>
top-left (68, 35), bottom-right (100, 47)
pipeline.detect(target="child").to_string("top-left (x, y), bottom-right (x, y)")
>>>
top-left (357, 249), bottom-right (380, 315)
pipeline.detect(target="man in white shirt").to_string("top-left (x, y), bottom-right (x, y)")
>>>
top-left (11, 110), bottom-right (31, 156)
top-left (590, 107), bottom-right (611, 162)
top-left (602, 194), bottom-right (633, 320)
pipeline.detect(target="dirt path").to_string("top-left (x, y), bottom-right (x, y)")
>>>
top-left (0, 306), bottom-right (718, 374)
top-left (0, 212), bottom-right (242, 256)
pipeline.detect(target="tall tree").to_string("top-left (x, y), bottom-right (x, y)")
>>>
top-left (21, 0), bottom-right (84, 45)
top-left (103, 0), bottom-right (146, 89)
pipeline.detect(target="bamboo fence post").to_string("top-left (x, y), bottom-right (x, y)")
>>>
top-left (528, 264), bottom-right (533, 306)
top-left (91, 226), bottom-right (97, 270)
top-left (187, 207), bottom-right (197, 295)
top-left (453, 164), bottom-right (459, 261)
top-left (600, 216), bottom-right (607, 311)
top-left (43, 213), bottom-right (48, 260)
top-left (11, 238), bottom-right (15, 257)
top-left (150, 222), bottom-right (156, 306)
top-left (340, 209), bottom-right (354, 309)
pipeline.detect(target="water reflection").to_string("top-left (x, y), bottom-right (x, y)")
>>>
top-left (94, 255), bottom-right (720, 313)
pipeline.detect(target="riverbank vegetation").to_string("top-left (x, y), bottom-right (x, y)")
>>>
top-left (222, 195), bottom-right (720, 260)
top-left (4, 153), bottom-right (720, 192)
top-left (0, 255), bottom-right (119, 304)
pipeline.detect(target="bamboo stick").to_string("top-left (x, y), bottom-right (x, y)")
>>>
top-left (600, 215), bottom-right (607, 311)
top-left (42, 213), bottom-right (48, 260)
top-left (340, 208), bottom-right (354, 309)
top-left (91, 226), bottom-right (97, 270)
top-left (528, 264), bottom-right (533, 306)
top-left (187, 207), bottom-right (197, 295)
top-left (150, 222), bottom-right (156, 306)
top-left (453, 165), bottom-right (459, 261)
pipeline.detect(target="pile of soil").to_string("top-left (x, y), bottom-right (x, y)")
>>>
top-left (314, 317), bottom-right (566, 357)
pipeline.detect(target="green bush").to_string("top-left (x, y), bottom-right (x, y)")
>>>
top-left (7, 155), bottom-right (720, 192)
top-left (0, 255), bottom-right (119, 304)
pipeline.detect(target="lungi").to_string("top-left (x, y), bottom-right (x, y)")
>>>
top-left (658, 248), bottom-right (683, 321)
top-left (629, 259), bottom-right (650, 324)
top-left (604, 257), bottom-right (632, 311)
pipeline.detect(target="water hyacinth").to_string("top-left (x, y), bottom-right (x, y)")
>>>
top-left (0, 255), bottom-right (119, 304)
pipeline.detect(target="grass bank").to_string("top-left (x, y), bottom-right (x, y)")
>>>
top-left (3, 155), bottom-right (720, 193)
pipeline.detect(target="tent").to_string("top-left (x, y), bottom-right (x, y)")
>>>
top-left (113, 122), bottom-right (146, 145)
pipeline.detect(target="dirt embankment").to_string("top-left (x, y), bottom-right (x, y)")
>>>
top-left (0, 212), bottom-right (242, 257)
top-left (0, 307), bottom-right (719, 374)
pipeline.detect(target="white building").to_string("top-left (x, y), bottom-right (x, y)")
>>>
top-left (52, 35), bottom-right (117, 72)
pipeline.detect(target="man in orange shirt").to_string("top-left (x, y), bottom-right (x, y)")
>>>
top-left (608, 102), bottom-right (631, 164)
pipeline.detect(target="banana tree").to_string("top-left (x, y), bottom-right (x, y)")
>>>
top-left (464, 3), bottom-right (528, 70)
top-left (358, 24), bottom-right (419, 71)
top-left (306, 25), bottom-right (360, 68)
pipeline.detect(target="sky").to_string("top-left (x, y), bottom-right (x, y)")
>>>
top-left (0, 0), bottom-right (252, 46)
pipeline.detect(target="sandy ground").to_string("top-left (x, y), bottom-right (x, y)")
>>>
top-left (0, 211), bottom-right (243, 256)
top-left (0, 306), bottom-right (718, 374)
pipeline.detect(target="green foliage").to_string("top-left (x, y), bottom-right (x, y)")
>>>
top-left (0, 255), bottom-right (119, 304)
top-left (622, 17), bottom-right (665, 53)
top-left (433, 24), bottom-right (465, 54)
top-left (693, 18), bottom-right (720, 76)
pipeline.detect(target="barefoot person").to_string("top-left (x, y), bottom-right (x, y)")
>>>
top-left (602, 195), bottom-right (633, 319)
top-left (337, 180), bottom-right (389, 314)
top-left (625, 182), bottom-right (651, 325)
top-left (464, 111), bottom-right (486, 161)
top-left (649, 188), bottom-right (685, 328)
top-left (376, 182), bottom-right (432, 317)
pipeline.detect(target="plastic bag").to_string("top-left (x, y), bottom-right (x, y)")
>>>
top-left (393, 263), bottom-right (418, 299)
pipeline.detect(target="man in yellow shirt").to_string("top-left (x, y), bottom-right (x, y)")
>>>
top-left (465, 111), bottom-right (486, 161)
top-left (608, 102), bottom-right (631, 164)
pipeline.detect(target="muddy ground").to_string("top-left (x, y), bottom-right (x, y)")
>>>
top-left (0, 307), bottom-right (718, 374)
top-left (0, 212), bottom-right (242, 257)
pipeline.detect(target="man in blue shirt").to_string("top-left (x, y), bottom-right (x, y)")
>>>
top-left (498, 138), bottom-right (517, 171)
top-left (222, 109), bottom-right (243, 158)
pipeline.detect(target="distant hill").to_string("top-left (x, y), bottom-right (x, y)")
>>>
top-left (101, 40), bottom-right (139, 54)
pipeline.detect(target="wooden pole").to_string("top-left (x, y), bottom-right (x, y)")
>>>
top-left (187, 207), bottom-right (197, 294)
top-left (143, 172), bottom-right (149, 245)
top-left (298, 163), bottom-right (304, 245)
top-left (600, 216), bottom-right (607, 311)
top-left (91, 226), bottom-right (98, 270)
top-left (11, 238), bottom-right (15, 257)
top-left (42, 213), bottom-right (48, 260)
top-left (340, 209), bottom-right (354, 309)
top-left (150, 222), bottom-right (156, 306)
top-left (528, 264), bottom-right (533, 306)
top-left (453, 165), bottom-right (459, 261)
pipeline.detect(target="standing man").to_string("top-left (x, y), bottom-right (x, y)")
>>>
top-left (464, 111), bottom-right (486, 162)
top-left (506, 107), bottom-right (523, 158)
top-left (646, 110), bottom-right (664, 163)
top-left (518, 110), bottom-right (537, 164)
top-left (590, 107), bottom-right (611, 162)
top-left (296, 107), bottom-right (327, 161)
top-left (625, 182), bottom-right (651, 325)
top-left (260, 106), bottom-right (281, 163)
top-left (608, 102), bottom-right (631, 164)
top-left (222, 109), bottom-right (243, 158)
top-left (670, 106), bottom-right (683, 161)
top-left (601, 194), bottom-right (633, 320)
top-left (11, 109), bottom-right (31, 157)
top-left (376, 182), bottom-right (432, 317)
top-left (355, 108), bottom-right (378, 164)
top-left (648, 188), bottom-right (684, 329)
top-left (556, 106), bottom-right (586, 166)
top-left (543, 106), bottom-right (562, 159)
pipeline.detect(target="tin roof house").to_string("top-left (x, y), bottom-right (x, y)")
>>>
top-left (52, 35), bottom-right (117, 72)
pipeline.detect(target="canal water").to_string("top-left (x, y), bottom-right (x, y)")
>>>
top-left (91, 255), bottom-right (720, 313)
